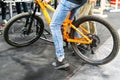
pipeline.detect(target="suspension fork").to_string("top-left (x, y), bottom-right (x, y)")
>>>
top-left (26, 4), bottom-right (38, 34)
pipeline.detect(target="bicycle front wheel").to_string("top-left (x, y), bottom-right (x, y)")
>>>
top-left (4, 13), bottom-right (44, 47)
top-left (70, 16), bottom-right (119, 65)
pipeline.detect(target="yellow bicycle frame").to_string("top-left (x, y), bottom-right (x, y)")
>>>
top-left (34, 0), bottom-right (92, 44)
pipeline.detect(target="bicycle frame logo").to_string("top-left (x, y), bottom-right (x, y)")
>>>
top-left (35, 0), bottom-right (92, 44)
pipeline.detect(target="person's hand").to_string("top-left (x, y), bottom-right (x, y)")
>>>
top-left (89, 0), bottom-right (96, 4)
top-left (43, 0), bottom-right (51, 3)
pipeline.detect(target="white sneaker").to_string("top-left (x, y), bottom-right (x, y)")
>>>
top-left (2, 19), bottom-right (7, 26)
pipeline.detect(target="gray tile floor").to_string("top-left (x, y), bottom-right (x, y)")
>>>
top-left (0, 10), bottom-right (120, 80)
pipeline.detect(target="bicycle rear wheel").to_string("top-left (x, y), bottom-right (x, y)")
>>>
top-left (70, 15), bottom-right (119, 65)
top-left (4, 13), bottom-right (44, 47)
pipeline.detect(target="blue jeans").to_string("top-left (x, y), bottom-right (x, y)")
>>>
top-left (50, 0), bottom-right (87, 59)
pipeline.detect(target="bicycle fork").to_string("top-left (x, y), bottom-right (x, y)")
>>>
top-left (25, 4), bottom-right (39, 35)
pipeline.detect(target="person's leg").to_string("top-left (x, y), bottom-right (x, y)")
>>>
top-left (1, 1), bottom-right (6, 20)
top-left (22, 2), bottom-right (28, 12)
top-left (96, 0), bottom-right (101, 6)
top-left (50, 0), bottom-right (70, 61)
top-left (0, 1), bottom-right (7, 32)
top-left (50, 0), bottom-right (86, 61)
top-left (16, 2), bottom-right (21, 14)
top-left (88, 4), bottom-right (95, 33)
top-left (77, 0), bottom-right (91, 18)
top-left (1, 1), bottom-right (7, 26)
top-left (76, 0), bottom-right (91, 32)
top-left (77, 0), bottom-right (96, 34)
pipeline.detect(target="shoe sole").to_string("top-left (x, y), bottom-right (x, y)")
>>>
top-left (55, 63), bottom-right (70, 70)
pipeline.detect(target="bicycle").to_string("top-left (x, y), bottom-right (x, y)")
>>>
top-left (4, 0), bottom-right (119, 65)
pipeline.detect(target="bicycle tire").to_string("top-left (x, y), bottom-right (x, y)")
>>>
top-left (70, 15), bottom-right (119, 65)
top-left (4, 12), bottom-right (44, 47)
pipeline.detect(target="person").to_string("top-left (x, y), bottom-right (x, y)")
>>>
top-left (77, 0), bottom-right (97, 34)
top-left (0, 0), bottom-right (7, 34)
top-left (44, 0), bottom-right (96, 69)
top-left (96, 0), bottom-right (101, 6)
top-left (0, 0), bottom-right (7, 30)
top-left (15, 2), bottom-right (28, 14)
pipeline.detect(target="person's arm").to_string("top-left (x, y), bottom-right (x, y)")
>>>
top-left (43, 0), bottom-right (51, 3)
top-left (89, 0), bottom-right (96, 4)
